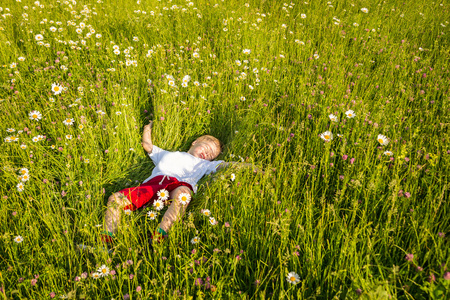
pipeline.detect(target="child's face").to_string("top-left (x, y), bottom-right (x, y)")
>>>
top-left (188, 140), bottom-right (220, 161)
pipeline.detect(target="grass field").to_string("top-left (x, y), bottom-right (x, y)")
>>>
top-left (1, 0), bottom-right (449, 298)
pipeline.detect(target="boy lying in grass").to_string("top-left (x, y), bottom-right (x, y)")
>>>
top-left (101, 121), bottom-right (238, 244)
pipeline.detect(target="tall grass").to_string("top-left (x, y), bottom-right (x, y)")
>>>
top-left (0, 0), bottom-right (449, 298)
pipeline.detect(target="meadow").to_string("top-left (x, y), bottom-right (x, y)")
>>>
top-left (1, 0), bottom-right (449, 298)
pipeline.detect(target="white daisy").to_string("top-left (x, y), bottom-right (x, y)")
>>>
top-left (231, 173), bottom-right (236, 181)
top-left (65, 135), bottom-right (73, 140)
top-left (301, 14), bottom-right (306, 19)
top-left (361, 8), bottom-right (369, 13)
top-left (20, 144), bottom-right (27, 149)
top-left (193, 52), bottom-right (200, 58)
top-left (63, 118), bottom-right (74, 125)
top-left (153, 199), bottom-right (164, 211)
top-left (286, 272), bottom-right (300, 285)
top-left (20, 168), bottom-right (29, 175)
top-left (320, 131), bottom-right (333, 142)
top-left (181, 82), bottom-right (188, 88)
top-left (124, 209), bottom-right (132, 216)
top-left (6, 128), bottom-right (16, 133)
top-left (51, 83), bottom-right (63, 95)
top-left (147, 210), bottom-right (157, 220)
top-left (377, 134), bottom-right (389, 146)
top-left (201, 209), bottom-right (211, 217)
top-left (29, 110), bottom-right (42, 121)
top-left (92, 272), bottom-right (101, 279)
top-left (178, 193), bottom-right (191, 206)
top-left (345, 110), bottom-right (356, 118)
top-left (182, 75), bottom-right (191, 83)
top-left (8, 136), bottom-right (18, 142)
top-left (97, 265), bottom-right (110, 277)
top-left (157, 189), bottom-right (169, 201)
top-left (329, 114), bottom-right (338, 122)
top-left (235, 60), bottom-right (241, 66)
top-left (383, 151), bottom-right (394, 156)
top-left (242, 49), bottom-right (251, 54)
top-left (209, 217), bottom-right (218, 226)
top-left (16, 182), bottom-right (24, 192)
top-left (14, 235), bottom-right (24, 243)
top-left (240, 96), bottom-right (246, 101)
top-left (35, 34), bottom-right (44, 41)
top-left (313, 54), bottom-right (319, 59)
top-left (20, 173), bottom-right (30, 182)
top-left (191, 236), bottom-right (200, 244)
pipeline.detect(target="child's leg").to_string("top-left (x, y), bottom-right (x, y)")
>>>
top-left (105, 192), bottom-right (132, 235)
top-left (159, 186), bottom-right (192, 233)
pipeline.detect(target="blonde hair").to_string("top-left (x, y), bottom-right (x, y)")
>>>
top-left (194, 135), bottom-right (223, 153)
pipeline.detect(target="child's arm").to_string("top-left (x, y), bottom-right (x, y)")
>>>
top-left (141, 121), bottom-right (153, 153)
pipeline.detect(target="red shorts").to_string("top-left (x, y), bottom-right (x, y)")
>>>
top-left (118, 175), bottom-right (193, 211)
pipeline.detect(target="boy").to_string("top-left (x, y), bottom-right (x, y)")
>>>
top-left (102, 121), bottom-right (230, 243)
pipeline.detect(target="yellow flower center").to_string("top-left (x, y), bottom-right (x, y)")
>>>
top-left (378, 139), bottom-right (383, 143)
top-left (348, 113), bottom-right (352, 117)
top-left (54, 86), bottom-right (59, 91)
top-left (32, 114), bottom-right (37, 118)
top-left (324, 135), bottom-right (330, 140)
top-left (290, 276), bottom-right (296, 282)
top-left (102, 269), bottom-right (107, 273)
top-left (156, 203), bottom-right (160, 207)
top-left (160, 192), bottom-right (165, 197)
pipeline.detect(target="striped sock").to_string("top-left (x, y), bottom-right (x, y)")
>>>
top-left (100, 231), bottom-right (115, 243)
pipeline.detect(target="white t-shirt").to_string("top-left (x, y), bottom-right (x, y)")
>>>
top-left (143, 145), bottom-right (224, 193)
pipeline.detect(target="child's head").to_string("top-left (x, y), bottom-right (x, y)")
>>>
top-left (188, 135), bottom-right (222, 161)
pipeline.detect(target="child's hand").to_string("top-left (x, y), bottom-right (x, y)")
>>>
top-left (143, 120), bottom-right (153, 132)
